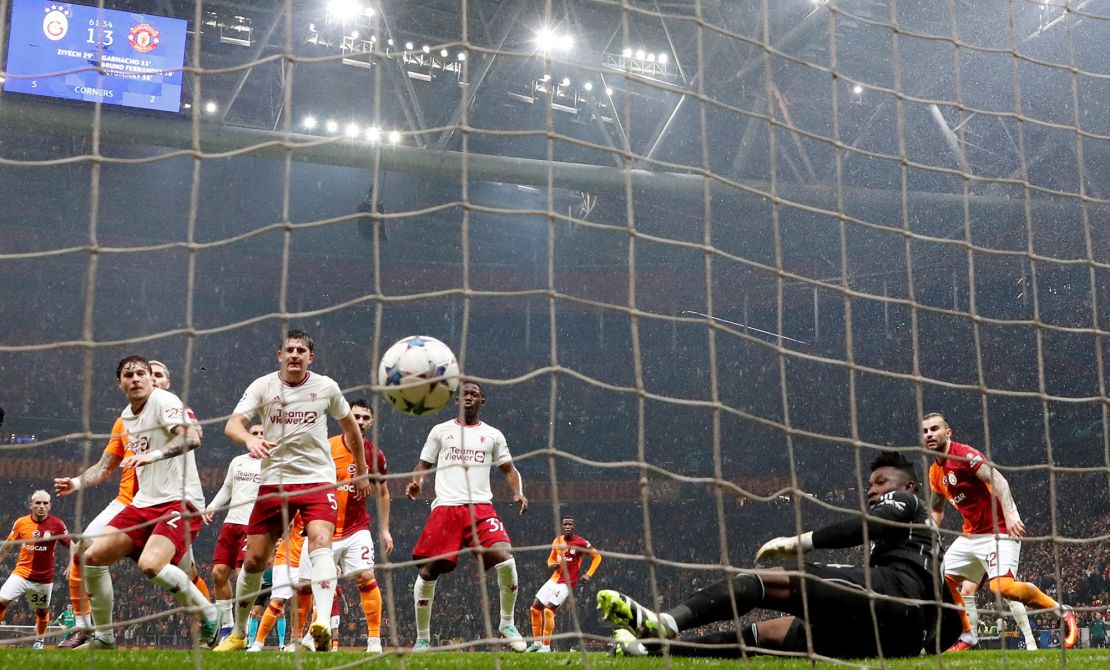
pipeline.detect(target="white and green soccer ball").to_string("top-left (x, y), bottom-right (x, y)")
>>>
top-left (378, 335), bottom-right (460, 416)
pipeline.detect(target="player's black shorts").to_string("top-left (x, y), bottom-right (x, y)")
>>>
top-left (781, 562), bottom-right (933, 659)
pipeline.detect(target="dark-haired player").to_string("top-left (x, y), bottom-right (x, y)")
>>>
top-left (922, 412), bottom-right (1077, 650)
top-left (215, 330), bottom-right (369, 652)
top-left (598, 451), bottom-right (962, 659)
top-left (405, 381), bottom-right (529, 651)
top-left (526, 517), bottom-right (601, 652)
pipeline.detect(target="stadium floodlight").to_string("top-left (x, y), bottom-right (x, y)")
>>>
top-left (363, 6), bottom-right (374, 16)
top-left (387, 38), bottom-right (394, 46)
top-left (325, 119), bottom-right (339, 133)
top-left (658, 53), bottom-right (669, 64)
top-left (457, 52), bottom-right (466, 61)
top-left (366, 126), bottom-right (381, 142)
top-left (440, 49), bottom-right (449, 57)
top-left (204, 101), bottom-right (217, 114)
top-left (345, 122), bottom-right (361, 137)
top-left (387, 130), bottom-right (401, 144)
top-left (422, 45), bottom-right (430, 53)
top-left (303, 115), bottom-right (317, 129)
top-left (327, 0), bottom-right (364, 23)
top-left (605, 87), bottom-right (613, 95)
top-left (542, 73), bottom-right (551, 82)
top-left (635, 49), bottom-right (646, 59)
top-left (583, 81), bottom-right (593, 91)
top-left (646, 53), bottom-right (656, 62)
top-left (535, 27), bottom-right (573, 53)
top-left (852, 84), bottom-right (863, 94)
top-left (561, 77), bottom-right (570, 86)
top-left (405, 41), bottom-right (413, 50)
top-left (622, 48), bottom-right (632, 58)
top-left (351, 30), bottom-right (360, 39)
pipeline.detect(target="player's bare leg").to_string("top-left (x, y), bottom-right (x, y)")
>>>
top-left (135, 536), bottom-right (220, 645)
top-left (215, 532), bottom-right (276, 652)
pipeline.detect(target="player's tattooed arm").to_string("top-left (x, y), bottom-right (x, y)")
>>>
top-left (55, 450), bottom-right (124, 495)
top-left (974, 462), bottom-right (1025, 537)
top-left (121, 425), bottom-right (202, 468)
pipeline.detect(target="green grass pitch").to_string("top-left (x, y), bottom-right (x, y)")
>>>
top-left (0, 648), bottom-right (1108, 670)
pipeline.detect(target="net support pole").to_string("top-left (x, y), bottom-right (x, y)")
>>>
top-left (0, 95), bottom-right (1083, 218)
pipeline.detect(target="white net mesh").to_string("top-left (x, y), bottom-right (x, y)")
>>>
top-left (1, 0), bottom-right (1108, 662)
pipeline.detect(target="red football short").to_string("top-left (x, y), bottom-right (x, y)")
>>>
top-left (212, 522), bottom-right (249, 568)
top-left (248, 483), bottom-right (337, 538)
top-left (411, 503), bottom-right (511, 571)
top-left (109, 500), bottom-right (202, 565)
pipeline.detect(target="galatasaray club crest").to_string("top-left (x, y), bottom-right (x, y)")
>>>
top-left (42, 5), bottom-right (71, 41)
top-left (129, 22), bottom-right (160, 53)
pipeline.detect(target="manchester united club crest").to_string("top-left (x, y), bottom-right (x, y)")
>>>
top-left (129, 22), bottom-right (160, 53)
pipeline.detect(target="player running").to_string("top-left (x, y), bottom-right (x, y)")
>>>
top-left (598, 452), bottom-right (963, 659)
top-left (55, 355), bottom-right (218, 649)
top-left (405, 381), bottom-right (529, 652)
top-left (0, 490), bottom-right (73, 649)
top-left (215, 329), bottom-right (369, 652)
top-left (204, 424), bottom-right (263, 640)
top-left (526, 516), bottom-right (601, 652)
top-left (922, 412), bottom-right (1078, 650)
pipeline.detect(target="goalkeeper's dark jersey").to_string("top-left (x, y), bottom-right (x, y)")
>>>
top-left (811, 490), bottom-right (938, 576)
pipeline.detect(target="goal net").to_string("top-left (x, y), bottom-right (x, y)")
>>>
top-left (1, 0), bottom-right (1107, 662)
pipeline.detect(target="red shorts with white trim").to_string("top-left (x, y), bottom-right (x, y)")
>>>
top-left (248, 483), bottom-right (337, 538)
top-left (212, 522), bottom-right (250, 568)
top-left (411, 503), bottom-right (511, 572)
top-left (109, 501), bottom-right (202, 565)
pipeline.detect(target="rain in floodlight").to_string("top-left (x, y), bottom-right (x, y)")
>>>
top-left (303, 116), bottom-right (317, 129)
top-left (535, 27), bottom-right (573, 52)
top-left (327, 0), bottom-right (363, 22)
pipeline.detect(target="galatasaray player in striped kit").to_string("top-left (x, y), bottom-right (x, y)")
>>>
top-left (204, 426), bottom-right (262, 639)
top-left (215, 330), bottom-right (370, 652)
top-left (406, 381), bottom-right (529, 652)
top-left (58, 355), bottom-right (218, 649)
top-left (0, 490), bottom-right (72, 649)
top-left (320, 399), bottom-right (392, 653)
top-left (922, 412), bottom-right (1078, 650)
top-left (526, 517), bottom-right (601, 652)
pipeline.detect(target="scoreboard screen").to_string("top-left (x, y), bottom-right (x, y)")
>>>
top-left (3, 0), bottom-right (188, 112)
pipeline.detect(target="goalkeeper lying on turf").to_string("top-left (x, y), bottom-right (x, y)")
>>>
top-left (598, 451), bottom-right (963, 659)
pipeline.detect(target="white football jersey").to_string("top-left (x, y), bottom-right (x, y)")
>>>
top-left (207, 453), bottom-right (262, 525)
top-left (232, 371), bottom-right (351, 485)
top-left (419, 419), bottom-right (513, 508)
top-left (121, 388), bottom-right (205, 509)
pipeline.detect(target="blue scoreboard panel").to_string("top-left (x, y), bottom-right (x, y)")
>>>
top-left (3, 0), bottom-right (188, 112)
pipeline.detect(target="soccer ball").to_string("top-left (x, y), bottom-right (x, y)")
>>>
top-left (378, 336), bottom-right (460, 416)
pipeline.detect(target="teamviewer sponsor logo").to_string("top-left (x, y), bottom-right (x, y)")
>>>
top-left (268, 409), bottom-right (319, 425)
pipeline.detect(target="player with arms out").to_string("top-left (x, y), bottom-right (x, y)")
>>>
top-left (526, 516), bottom-right (601, 652)
top-left (598, 452), bottom-right (963, 659)
top-left (0, 490), bottom-right (73, 649)
top-left (56, 360), bottom-right (207, 647)
top-left (214, 329), bottom-right (369, 652)
top-left (922, 412), bottom-right (1078, 651)
top-left (204, 424), bottom-right (263, 640)
top-left (54, 355), bottom-right (218, 649)
top-left (405, 381), bottom-right (529, 651)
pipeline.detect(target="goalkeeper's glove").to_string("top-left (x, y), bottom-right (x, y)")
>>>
top-left (755, 532), bottom-right (814, 563)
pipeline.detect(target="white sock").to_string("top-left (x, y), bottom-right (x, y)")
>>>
top-left (1009, 600), bottom-right (1037, 647)
top-left (309, 548), bottom-right (337, 628)
top-left (84, 565), bottom-right (115, 642)
top-left (235, 570), bottom-right (264, 635)
top-left (414, 576), bottom-right (436, 640)
top-left (216, 599), bottom-right (233, 629)
top-left (152, 564), bottom-right (217, 623)
top-left (962, 593), bottom-right (979, 644)
top-left (493, 557), bottom-right (518, 628)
